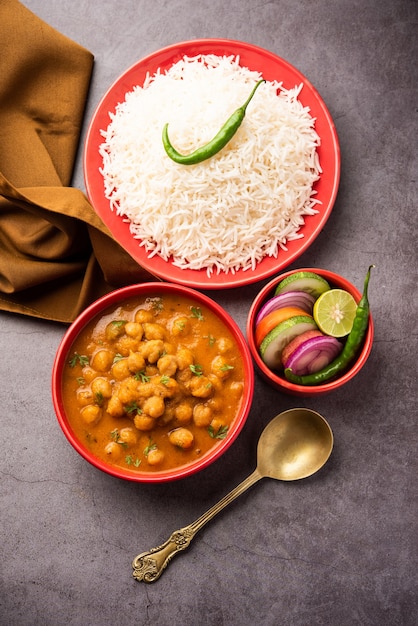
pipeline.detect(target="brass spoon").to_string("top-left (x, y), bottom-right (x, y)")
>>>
top-left (132, 408), bottom-right (333, 583)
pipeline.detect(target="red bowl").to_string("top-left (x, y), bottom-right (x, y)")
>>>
top-left (246, 268), bottom-right (374, 396)
top-left (52, 283), bottom-right (254, 482)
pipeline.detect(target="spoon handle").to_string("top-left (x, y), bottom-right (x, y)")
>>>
top-left (132, 469), bottom-right (261, 583)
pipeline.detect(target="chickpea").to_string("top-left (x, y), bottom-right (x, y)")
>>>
top-left (211, 355), bottom-right (234, 380)
top-left (169, 427), bottom-right (194, 449)
top-left (207, 373), bottom-right (223, 392)
top-left (136, 380), bottom-right (159, 399)
top-left (117, 377), bottom-right (140, 404)
top-left (134, 413), bottom-right (155, 431)
top-left (163, 342), bottom-right (176, 355)
top-left (174, 402), bottom-right (193, 424)
top-left (104, 441), bottom-right (122, 460)
top-left (111, 358), bottom-right (130, 381)
top-left (157, 354), bottom-right (178, 377)
top-left (105, 320), bottom-right (127, 342)
top-left (91, 377), bottom-right (112, 399)
top-left (170, 316), bottom-right (191, 336)
top-left (91, 349), bottom-right (114, 372)
top-left (127, 351), bottom-right (146, 373)
top-left (217, 336), bottom-right (234, 354)
top-left (81, 366), bottom-right (98, 384)
top-left (134, 309), bottom-right (154, 324)
top-left (146, 448), bottom-right (165, 466)
top-left (80, 404), bottom-right (102, 425)
top-left (143, 323), bottom-right (165, 341)
top-left (193, 404), bottom-right (212, 428)
top-left (176, 347), bottom-right (194, 370)
top-left (76, 387), bottom-right (94, 406)
top-left (124, 322), bottom-right (143, 339)
top-left (229, 381), bottom-right (244, 398)
top-left (118, 427), bottom-right (138, 445)
top-left (159, 377), bottom-right (180, 399)
top-left (188, 375), bottom-right (213, 398)
top-left (139, 339), bottom-right (164, 363)
top-left (176, 367), bottom-right (193, 384)
top-left (145, 365), bottom-right (158, 377)
top-left (107, 394), bottom-right (124, 417)
top-left (158, 404), bottom-right (175, 425)
top-left (207, 396), bottom-right (223, 412)
top-left (210, 418), bottom-right (227, 436)
top-left (142, 395), bottom-right (165, 418)
top-left (115, 335), bottom-right (138, 356)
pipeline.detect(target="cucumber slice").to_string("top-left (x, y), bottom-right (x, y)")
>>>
top-left (275, 271), bottom-right (331, 299)
top-left (259, 315), bottom-right (318, 370)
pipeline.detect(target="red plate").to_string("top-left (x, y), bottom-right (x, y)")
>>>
top-left (84, 39), bottom-right (340, 289)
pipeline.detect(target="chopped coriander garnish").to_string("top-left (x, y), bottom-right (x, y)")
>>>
top-left (144, 438), bottom-right (157, 457)
top-left (160, 375), bottom-right (170, 386)
top-left (204, 334), bottom-right (216, 346)
top-left (189, 364), bottom-right (203, 376)
top-left (220, 364), bottom-right (234, 372)
top-left (125, 455), bottom-right (141, 467)
top-left (208, 425), bottom-right (229, 440)
top-left (69, 352), bottom-right (89, 368)
top-left (146, 297), bottom-right (164, 312)
top-left (112, 353), bottom-right (124, 363)
top-left (94, 391), bottom-right (104, 407)
top-left (134, 370), bottom-right (150, 383)
top-left (111, 320), bottom-right (127, 329)
top-left (190, 306), bottom-right (204, 320)
top-left (110, 429), bottom-right (128, 448)
top-left (125, 401), bottom-right (141, 415)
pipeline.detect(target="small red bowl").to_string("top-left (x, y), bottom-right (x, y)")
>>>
top-left (246, 268), bottom-right (374, 396)
top-left (52, 283), bottom-right (254, 482)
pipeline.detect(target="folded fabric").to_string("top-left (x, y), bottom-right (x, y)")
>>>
top-left (0, 0), bottom-right (153, 323)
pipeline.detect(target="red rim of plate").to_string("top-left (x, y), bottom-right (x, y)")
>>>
top-left (84, 39), bottom-right (340, 289)
top-left (51, 282), bottom-right (255, 482)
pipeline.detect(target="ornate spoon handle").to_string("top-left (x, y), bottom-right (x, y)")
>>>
top-left (132, 469), bottom-right (261, 583)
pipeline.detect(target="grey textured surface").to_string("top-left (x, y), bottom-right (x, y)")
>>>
top-left (1, 1), bottom-right (417, 625)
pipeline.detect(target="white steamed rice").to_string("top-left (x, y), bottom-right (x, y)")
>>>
top-left (99, 54), bottom-right (321, 275)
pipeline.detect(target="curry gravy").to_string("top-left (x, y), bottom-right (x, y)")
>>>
top-left (62, 294), bottom-right (245, 473)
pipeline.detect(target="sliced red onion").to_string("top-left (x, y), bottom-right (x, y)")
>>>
top-left (283, 335), bottom-right (343, 376)
top-left (256, 291), bottom-right (315, 325)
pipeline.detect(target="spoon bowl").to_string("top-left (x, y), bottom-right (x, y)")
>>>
top-left (133, 408), bottom-right (333, 583)
top-left (257, 408), bottom-right (333, 480)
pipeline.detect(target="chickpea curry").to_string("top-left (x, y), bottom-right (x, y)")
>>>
top-left (62, 294), bottom-right (246, 473)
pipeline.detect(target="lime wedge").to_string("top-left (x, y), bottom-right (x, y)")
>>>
top-left (313, 289), bottom-right (357, 337)
top-left (275, 271), bottom-right (331, 299)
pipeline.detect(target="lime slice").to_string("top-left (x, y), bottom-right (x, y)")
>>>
top-left (275, 271), bottom-right (331, 299)
top-left (313, 289), bottom-right (357, 337)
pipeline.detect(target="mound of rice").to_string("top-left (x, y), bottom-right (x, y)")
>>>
top-left (99, 54), bottom-right (321, 275)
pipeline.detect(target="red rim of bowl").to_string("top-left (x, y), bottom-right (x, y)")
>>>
top-left (83, 38), bottom-right (340, 289)
top-left (52, 283), bottom-right (255, 482)
top-left (246, 268), bottom-right (374, 396)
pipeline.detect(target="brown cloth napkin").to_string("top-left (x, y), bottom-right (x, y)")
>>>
top-left (0, 0), bottom-right (153, 323)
